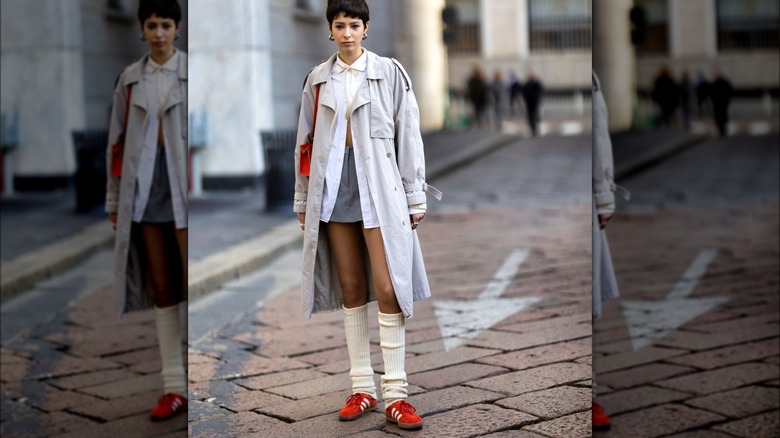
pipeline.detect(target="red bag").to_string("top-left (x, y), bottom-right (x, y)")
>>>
top-left (111, 85), bottom-right (133, 177)
top-left (299, 84), bottom-right (321, 176)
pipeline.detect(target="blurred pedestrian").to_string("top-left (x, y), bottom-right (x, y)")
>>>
top-left (508, 71), bottom-right (523, 116)
top-left (466, 66), bottom-right (489, 128)
top-left (592, 71), bottom-right (630, 432)
top-left (695, 71), bottom-right (711, 117)
top-left (521, 70), bottom-right (543, 136)
top-left (491, 69), bottom-right (506, 130)
top-left (710, 70), bottom-right (734, 137)
top-left (680, 70), bottom-right (694, 130)
top-left (651, 65), bottom-right (679, 128)
top-left (293, 0), bottom-right (441, 430)
top-left (105, 0), bottom-right (188, 421)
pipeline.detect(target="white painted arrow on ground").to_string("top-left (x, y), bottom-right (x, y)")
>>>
top-left (621, 248), bottom-right (729, 351)
top-left (434, 249), bottom-right (541, 351)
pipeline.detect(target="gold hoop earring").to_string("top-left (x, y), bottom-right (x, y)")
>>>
top-left (329, 34), bottom-right (334, 41)
top-left (175, 33), bottom-right (180, 40)
top-left (140, 34), bottom-right (146, 41)
top-left (362, 33), bottom-right (367, 40)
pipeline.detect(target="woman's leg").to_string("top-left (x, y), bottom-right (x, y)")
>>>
top-left (326, 222), bottom-right (376, 400)
top-left (362, 227), bottom-right (407, 408)
top-left (327, 222), bottom-right (368, 307)
top-left (362, 228), bottom-right (401, 314)
top-left (175, 228), bottom-right (187, 300)
top-left (140, 223), bottom-right (186, 398)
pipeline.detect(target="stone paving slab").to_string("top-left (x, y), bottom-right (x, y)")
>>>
top-left (523, 410), bottom-right (591, 438)
top-left (391, 404), bottom-right (538, 438)
top-left (712, 410), bottom-right (780, 438)
top-left (467, 362), bottom-right (591, 396)
top-left (599, 386), bottom-right (691, 416)
top-left (594, 404), bottom-right (725, 438)
top-left (684, 385), bottom-right (780, 418)
top-left (407, 362), bottom-right (507, 391)
top-left (654, 362), bottom-right (779, 396)
top-left (496, 386), bottom-right (591, 420)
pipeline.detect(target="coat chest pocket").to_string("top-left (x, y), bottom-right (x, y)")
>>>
top-left (369, 80), bottom-right (394, 139)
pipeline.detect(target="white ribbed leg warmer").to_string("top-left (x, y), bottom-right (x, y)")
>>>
top-left (343, 304), bottom-right (377, 399)
top-left (378, 311), bottom-right (408, 407)
top-left (154, 304), bottom-right (186, 395)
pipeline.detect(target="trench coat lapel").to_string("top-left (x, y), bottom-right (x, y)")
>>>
top-left (311, 53), bottom-right (338, 112)
top-left (351, 51), bottom-right (381, 115)
top-left (120, 55), bottom-right (149, 113)
top-left (162, 52), bottom-right (187, 113)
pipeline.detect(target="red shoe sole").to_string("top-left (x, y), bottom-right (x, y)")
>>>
top-left (386, 415), bottom-right (423, 430)
top-left (339, 404), bottom-right (376, 421)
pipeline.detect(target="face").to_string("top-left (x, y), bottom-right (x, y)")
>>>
top-left (141, 13), bottom-right (180, 56)
top-left (329, 12), bottom-right (369, 54)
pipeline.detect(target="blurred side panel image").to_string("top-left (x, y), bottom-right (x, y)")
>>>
top-left (1, 0), bottom-right (188, 436)
top-left (592, 0), bottom-right (779, 436)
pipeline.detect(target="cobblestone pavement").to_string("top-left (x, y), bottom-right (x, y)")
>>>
top-left (593, 134), bottom-right (780, 437)
top-left (0, 252), bottom-right (187, 437)
top-left (187, 135), bottom-right (594, 437)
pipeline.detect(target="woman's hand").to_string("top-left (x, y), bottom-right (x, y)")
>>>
top-left (410, 212), bottom-right (425, 230)
top-left (598, 213), bottom-right (613, 229)
top-left (298, 213), bottom-right (306, 231)
top-left (109, 212), bottom-right (117, 230)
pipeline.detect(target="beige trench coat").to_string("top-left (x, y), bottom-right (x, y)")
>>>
top-left (294, 51), bottom-right (439, 319)
top-left (105, 52), bottom-right (188, 316)
top-left (592, 72), bottom-right (628, 318)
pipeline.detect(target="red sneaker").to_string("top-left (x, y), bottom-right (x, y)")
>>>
top-left (386, 400), bottom-right (423, 430)
top-left (593, 401), bottom-right (611, 431)
top-left (150, 393), bottom-right (187, 421)
top-left (338, 393), bottom-right (377, 421)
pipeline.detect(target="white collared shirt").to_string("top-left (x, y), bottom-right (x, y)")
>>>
top-left (132, 51), bottom-right (179, 222)
top-left (319, 50), bottom-right (381, 228)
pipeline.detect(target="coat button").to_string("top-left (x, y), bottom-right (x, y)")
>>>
top-left (386, 152), bottom-right (391, 158)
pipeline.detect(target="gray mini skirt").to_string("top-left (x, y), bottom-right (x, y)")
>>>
top-left (140, 147), bottom-right (175, 223)
top-left (329, 147), bottom-right (362, 223)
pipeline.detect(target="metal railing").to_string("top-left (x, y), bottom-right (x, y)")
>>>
top-left (529, 17), bottom-right (591, 51)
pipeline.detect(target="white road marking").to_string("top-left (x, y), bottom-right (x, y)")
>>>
top-left (621, 248), bottom-right (728, 351)
top-left (434, 249), bottom-right (540, 351)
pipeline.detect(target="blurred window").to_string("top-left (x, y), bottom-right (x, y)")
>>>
top-left (446, 0), bottom-right (482, 56)
top-left (528, 0), bottom-right (591, 51)
top-left (634, 0), bottom-right (669, 54)
top-left (717, 0), bottom-right (779, 50)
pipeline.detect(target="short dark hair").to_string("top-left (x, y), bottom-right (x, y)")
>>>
top-left (326, 0), bottom-right (369, 25)
top-left (138, 0), bottom-right (182, 25)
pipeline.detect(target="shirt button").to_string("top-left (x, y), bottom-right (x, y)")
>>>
top-left (402, 221), bottom-right (405, 226)
top-left (386, 152), bottom-right (391, 158)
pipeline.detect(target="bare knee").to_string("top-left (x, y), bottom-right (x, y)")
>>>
top-left (341, 278), bottom-right (367, 308)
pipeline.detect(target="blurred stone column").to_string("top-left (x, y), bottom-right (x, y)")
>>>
top-left (669, 0), bottom-right (716, 58)
top-left (189, 0), bottom-right (272, 183)
top-left (593, 0), bottom-right (635, 131)
top-left (394, 0), bottom-right (447, 131)
top-left (0, 0), bottom-right (85, 180)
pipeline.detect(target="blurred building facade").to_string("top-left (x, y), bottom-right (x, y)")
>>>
top-left (189, 0), bottom-right (446, 191)
top-left (595, 0), bottom-right (779, 130)
top-left (0, 0), bottom-right (188, 192)
top-left (445, 0), bottom-right (592, 120)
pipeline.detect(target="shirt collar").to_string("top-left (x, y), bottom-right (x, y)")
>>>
top-left (333, 49), bottom-right (367, 74)
top-left (145, 50), bottom-right (179, 74)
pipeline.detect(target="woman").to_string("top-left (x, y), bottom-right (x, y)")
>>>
top-left (105, 0), bottom-right (188, 421)
top-left (294, 0), bottom-right (440, 430)
top-left (592, 71), bottom-right (629, 431)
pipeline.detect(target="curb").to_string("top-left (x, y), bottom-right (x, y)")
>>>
top-left (615, 133), bottom-right (707, 182)
top-left (187, 220), bottom-right (303, 301)
top-left (427, 133), bottom-right (518, 181)
top-left (1, 222), bottom-right (114, 303)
